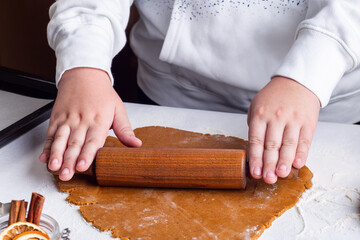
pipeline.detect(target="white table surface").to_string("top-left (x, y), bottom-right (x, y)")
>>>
top-left (1, 102), bottom-right (360, 240)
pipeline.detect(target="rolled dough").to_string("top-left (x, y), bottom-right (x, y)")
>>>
top-left (56, 126), bottom-right (313, 239)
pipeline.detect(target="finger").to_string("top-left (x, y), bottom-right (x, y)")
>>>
top-left (293, 126), bottom-right (313, 169)
top-left (112, 103), bottom-right (142, 147)
top-left (39, 124), bottom-right (57, 163)
top-left (76, 126), bottom-right (109, 172)
top-left (248, 118), bottom-right (266, 179)
top-left (48, 125), bottom-right (71, 171)
top-left (263, 122), bottom-right (283, 184)
top-left (58, 126), bottom-right (87, 181)
top-left (276, 124), bottom-right (299, 178)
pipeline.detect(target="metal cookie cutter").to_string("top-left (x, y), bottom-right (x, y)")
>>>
top-left (61, 228), bottom-right (71, 240)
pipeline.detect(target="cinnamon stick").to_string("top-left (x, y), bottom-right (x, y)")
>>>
top-left (17, 201), bottom-right (28, 222)
top-left (8, 200), bottom-right (21, 226)
top-left (27, 192), bottom-right (45, 225)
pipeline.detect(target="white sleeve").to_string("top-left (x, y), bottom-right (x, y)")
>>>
top-left (47, 0), bottom-right (133, 85)
top-left (274, 0), bottom-right (360, 107)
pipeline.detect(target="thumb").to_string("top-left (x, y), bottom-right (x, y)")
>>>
top-left (112, 102), bottom-right (142, 147)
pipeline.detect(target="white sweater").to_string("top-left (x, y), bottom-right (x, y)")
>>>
top-left (48, 0), bottom-right (360, 123)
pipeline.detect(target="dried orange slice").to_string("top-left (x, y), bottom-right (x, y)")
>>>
top-left (0, 222), bottom-right (48, 240)
top-left (13, 231), bottom-right (49, 240)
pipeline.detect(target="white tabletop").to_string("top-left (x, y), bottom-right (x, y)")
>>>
top-left (1, 102), bottom-right (360, 239)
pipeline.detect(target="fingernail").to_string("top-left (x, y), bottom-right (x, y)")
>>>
top-left (77, 160), bottom-right (85, 167)
top-left (278, 164), bottom-right (287, 172)
top-left (131, 135), bottom-right (142, 144)
top-left (266, 171), bottom-right (276, 178)
top-left (51, 158), bottom-right (59, 166)
top-left (253, 167), bottom-right (261, 176)
top-left (61, 168), bottom-right (70, 175)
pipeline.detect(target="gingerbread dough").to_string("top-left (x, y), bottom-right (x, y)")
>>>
top-left (56, 126), bottom-right (313, 239)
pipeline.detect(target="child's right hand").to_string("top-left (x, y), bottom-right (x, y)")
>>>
top-left (38, 67), bottom-right (142, 181)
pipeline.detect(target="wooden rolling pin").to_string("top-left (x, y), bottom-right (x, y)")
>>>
top-left (95, 148), bottom-right (247, 189)
top-left (51, 147), bottom-right (298, 189)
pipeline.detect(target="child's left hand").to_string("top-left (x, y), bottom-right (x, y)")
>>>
top-left (247, 76), bottom-right (320, 184)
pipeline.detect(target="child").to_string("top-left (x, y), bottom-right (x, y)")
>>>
top-left (40, 0), bottom-right (360, 184)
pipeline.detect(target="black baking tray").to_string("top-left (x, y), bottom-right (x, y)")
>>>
top-left (0, 67), bottom-right (57, 148)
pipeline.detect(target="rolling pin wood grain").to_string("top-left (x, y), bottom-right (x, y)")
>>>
top-left (51, 147), bottom-right (298, 189)
top-left (95, 147), bottom-right (246, 189)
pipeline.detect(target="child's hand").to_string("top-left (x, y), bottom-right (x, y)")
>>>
top-left (39, 68), bottom-right (142, 181)
top-left (247, 76), bottom-right (320, 184)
